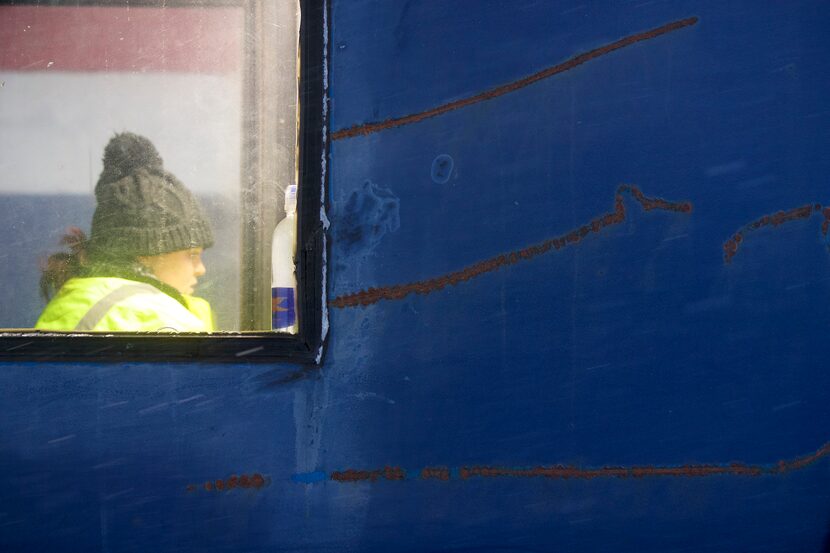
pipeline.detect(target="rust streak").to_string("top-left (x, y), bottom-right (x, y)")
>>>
top-left (331, 466), bottom-right (406, 483)
top-left (187, 473), bottom-right (269, 493)
top-left (460, 442), bottom-right (830, 480)
top-left (723, 203), bottom-right (823, 263)
top-left (770, 442), bottom-right (830, 474)
top-left (331, 17), bottom-right (698, 140)
top-left (251, 473), bottom-right (267, 488)
top-left (421, 466), bottom-right (451, 481)
top-left (324, 441), bottom-right (830, 484)
top-left (459, 462), bottom-right (763, 480)
top-left (330, 185), bottom-right (692, 309)
top-left (621, 184), bottom-right (693, 213)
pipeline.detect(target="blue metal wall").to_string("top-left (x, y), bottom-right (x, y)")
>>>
top-left (2, 1), bottom-right (830, 551)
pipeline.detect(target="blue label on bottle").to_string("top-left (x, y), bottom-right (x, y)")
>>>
top-left (272, 287), bottom-right (296, 329)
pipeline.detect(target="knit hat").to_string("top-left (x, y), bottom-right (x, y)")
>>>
top-left (89, 133), bottom-right (214, 259)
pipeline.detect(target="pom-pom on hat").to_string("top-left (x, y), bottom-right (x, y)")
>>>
top-left (90, 132), bottom-right (214, 259)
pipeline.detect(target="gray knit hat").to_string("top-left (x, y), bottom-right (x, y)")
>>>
top-left (89, 133), bottom-right (214, 259)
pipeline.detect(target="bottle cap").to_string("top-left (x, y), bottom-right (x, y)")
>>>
top-left (284, 184), bottom-right (298, 214)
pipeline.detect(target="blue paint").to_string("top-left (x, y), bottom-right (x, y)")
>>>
top-left (3, 1), bottom-right (830, 552)
top-left (291, 471), bottom-right (327, 483)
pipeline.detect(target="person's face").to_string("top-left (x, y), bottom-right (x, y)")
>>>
top-left (138, 248), bottom-right (206, 295)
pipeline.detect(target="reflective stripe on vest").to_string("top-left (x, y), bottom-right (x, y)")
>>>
top-left (74, 282), bottom-right (163, 331)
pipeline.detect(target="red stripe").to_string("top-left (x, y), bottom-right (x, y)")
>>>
top-left (0, 6), bottom-right (242, 73)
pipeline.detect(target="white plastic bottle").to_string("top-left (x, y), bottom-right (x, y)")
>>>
top-left (271, 184), bottom-right (298, 332)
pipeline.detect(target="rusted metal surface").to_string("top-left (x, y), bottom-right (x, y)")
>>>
top-left (723, 203), bottom-right (830, 262)
top-left (330, 185), bottom-right (692, 308)
top-left (331, 17), bottom-right (698, 140)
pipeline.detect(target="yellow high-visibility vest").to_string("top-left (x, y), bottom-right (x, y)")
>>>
top-left (36, 277), bottom-right (214, 332)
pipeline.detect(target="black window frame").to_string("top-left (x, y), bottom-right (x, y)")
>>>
top-left (0, 0), bottom-right (329, 364)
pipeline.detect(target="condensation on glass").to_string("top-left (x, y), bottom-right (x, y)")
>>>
top-left (0, 0), bottom-right (299, 333)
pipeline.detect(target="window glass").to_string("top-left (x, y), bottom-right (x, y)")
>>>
top-left (0, 1), bottom-right (299, 333)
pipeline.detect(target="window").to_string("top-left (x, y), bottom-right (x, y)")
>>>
top-left (0, 0), bottom-right (328, 362)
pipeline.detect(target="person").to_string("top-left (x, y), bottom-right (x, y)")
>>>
top-left (36, 132), bottom-right (215, 332)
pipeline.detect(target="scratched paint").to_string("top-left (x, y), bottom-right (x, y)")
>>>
top-left (331, 17), bottom-right (698, 140)
top-left (330, 185), bottom-right (692, 308)
top-left (723, 204), bottom-right (830, 263)
top-left (295, 441), bottom-right (830, 484)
